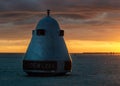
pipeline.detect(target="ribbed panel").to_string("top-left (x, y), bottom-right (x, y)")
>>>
top-left (23, 60), bottom-right (57, 71)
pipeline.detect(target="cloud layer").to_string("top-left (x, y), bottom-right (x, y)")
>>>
top-left (0, 0), bottom-right (120, 42)
top-left (0, 0), bottom-right (120, 11)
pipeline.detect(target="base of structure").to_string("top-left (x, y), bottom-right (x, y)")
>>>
top-left (23, 60), bottom-right (72, 76)
top-left (25, 72), bottom-right (70, 76)
top-left (23, 69), bottom-right (71, 76)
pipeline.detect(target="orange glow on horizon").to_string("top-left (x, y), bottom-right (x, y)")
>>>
top-left (0, 40), bottom-right (29, 53)
top-left (65, 40), bottom-right (120, 53)
top-left (0, 40), bottom-right (120, 53)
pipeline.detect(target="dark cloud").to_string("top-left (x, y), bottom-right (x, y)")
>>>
top-left (0, 0), bottom-right (120, 11)
top-left (0, 11), bottom-right (44, 24)
top-left (0, 0), bottom-right (66, 11)
top-left (0, 0), bottom-right (120, 26)
top-left (0, 0), bottom-right (120, 41)
top-left (0, 11), bottom-right (100, 25)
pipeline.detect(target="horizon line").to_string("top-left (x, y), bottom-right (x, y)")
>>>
top-left (0, 52), bottom-right (120, 54)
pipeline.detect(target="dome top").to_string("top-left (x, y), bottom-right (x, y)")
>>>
top-left (36, 10), bottom-right (60, 30)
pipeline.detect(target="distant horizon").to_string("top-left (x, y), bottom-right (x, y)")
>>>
top-left (0, 52), bottom-right (120, 54)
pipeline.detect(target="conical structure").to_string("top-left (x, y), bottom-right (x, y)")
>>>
top-left (23, 10), bottom-right (72, 75)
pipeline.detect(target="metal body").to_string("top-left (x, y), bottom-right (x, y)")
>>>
top-left (23, 11), bottom-right (72, 75)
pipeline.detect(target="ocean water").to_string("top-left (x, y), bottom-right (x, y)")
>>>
top-left (0, 53), bottom-right (120, 86)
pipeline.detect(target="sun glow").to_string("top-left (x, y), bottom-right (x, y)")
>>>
top-left (65, 40), bottom-right (120, 53)
top-left (0, 39), bottom-right (120, 53)
top-left (0, 40), bottom-right (29, 53)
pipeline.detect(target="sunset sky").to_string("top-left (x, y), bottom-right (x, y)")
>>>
top-left (0, 0), bottom-right (120, 53)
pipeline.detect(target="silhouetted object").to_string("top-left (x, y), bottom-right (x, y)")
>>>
top-left (47, 9), bottom-right (50, 16)
top-left (23, 10), bottom-right (72, 75)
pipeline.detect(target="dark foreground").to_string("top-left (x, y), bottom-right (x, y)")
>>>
top-left (0, 53), bottom-right (120, 86)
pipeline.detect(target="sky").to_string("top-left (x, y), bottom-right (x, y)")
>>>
top-left (0, 0), bottom-right (120, 53)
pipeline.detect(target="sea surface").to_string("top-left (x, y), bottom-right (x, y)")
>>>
top-left (0, 53), bottom-right (120, 86)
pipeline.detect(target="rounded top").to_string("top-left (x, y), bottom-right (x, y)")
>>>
top-left (36, 11), bottom-right (60, 30)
